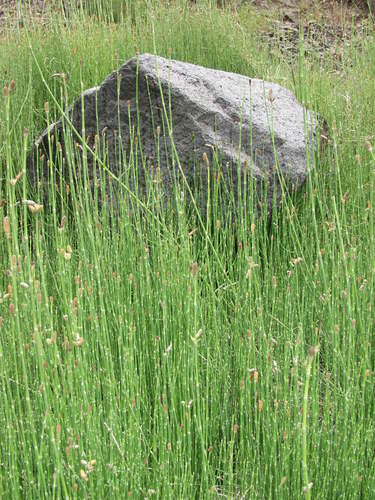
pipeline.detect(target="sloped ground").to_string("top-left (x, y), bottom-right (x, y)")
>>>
top-left (0, 0), bottom-right (373, 60)
top-left (1, 0), bottom-right (373, 28)
top-left (251, 0), bottom-right (373, 62)
top-left (0, 0), bottom-right (63, 31)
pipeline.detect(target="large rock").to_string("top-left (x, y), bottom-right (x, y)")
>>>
top-left (27, 53), bottom-right (318, 218)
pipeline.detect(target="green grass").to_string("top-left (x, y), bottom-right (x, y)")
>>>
top-left (0, 0), bottom-right (375, 497)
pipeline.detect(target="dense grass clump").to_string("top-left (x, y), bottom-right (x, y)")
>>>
top-left (0, 1), bottom-right (374, 497)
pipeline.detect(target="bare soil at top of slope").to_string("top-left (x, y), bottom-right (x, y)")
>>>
top-left (0, 0), bottom-right (373, 60)
top-left (247, 0), bottom-right (373, 61)
top-left (1, 0), bottom-right (373, 26)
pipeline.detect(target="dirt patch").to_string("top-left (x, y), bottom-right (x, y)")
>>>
top-left (241, 0), bottom-right (373, 64)
top-left (0, 1), bottom-right (58, 32)
top-left (250, 0), bottom-right (373, 22)
top-left (0, 0), bottom-right (75, 33)
top-left (1, 0), bottom-right (373, 61)
top-left (1, 0), bottom-right (373, 25)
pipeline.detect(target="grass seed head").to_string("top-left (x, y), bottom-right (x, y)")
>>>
top-left (62, 336), bottom-right (71, 351)
top-left (64, 246), bottom-right (72, 260)
top-left (23, 199), bottom-right (43, 214)
top-left (73, 335), bottom-right (84, 347)
top-left (3, 216), bottom-right (10, 239)
top-left (191, 328), bottom-right (202, 345)
top-left (46, 331), bottom-right (57, 345)
top-left (309, 345), bottom-right (320, 358)
top-left (190, 261), bottom-right (198, 277)
top-left (249, 368), bottom-right (259, 383)
top-left (80, 469), bottom-right (88, 482)
top-left (279, 476), bottom-right (287, 488)
top-left (163, 343), bottom-right (172, 356)
top-left (10, 171), bottom-right (24, 186)
top-left (303, 482), bottom-right (313, 493)
top-left (202, 152), bottom-right (209, 167)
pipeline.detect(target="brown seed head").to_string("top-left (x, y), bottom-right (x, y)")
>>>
top-left (80, 469), bottom-right (88, 482)
top-left (73, 335), bottom-right (84, 347)
top-left (3, 216), bottom-right (10, 239)
top-left (202, 152), bottom-right (209, 167)
top-left (27, 202), bottom-right (43, 214)
top-left (189, 261), bottom-right (198, 277)
top-left (59, 215), bottom-right (66, 231)
top-left (309, 345), bottom-right (319, 359)
top-left (46, 331), bottom-right (57, 345)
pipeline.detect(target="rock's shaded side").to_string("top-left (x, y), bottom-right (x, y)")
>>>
top-left (27, 53), bottom-right (318, 216)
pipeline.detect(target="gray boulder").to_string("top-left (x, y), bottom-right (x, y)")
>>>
top-left (27, 53), bottom-right (318, 218)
